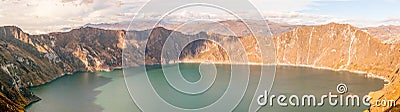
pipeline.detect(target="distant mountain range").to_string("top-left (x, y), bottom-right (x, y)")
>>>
top-left (362, 25), bottom-right (400, 44)
top-left (0, 20), bottom-right (399, 111)
top-left (84, 20), bottom-right (300, 36)
top-left (85, 20), bottom-right (400, 44)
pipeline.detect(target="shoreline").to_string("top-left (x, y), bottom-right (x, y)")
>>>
top-left (275, 63), bottom-right (390, 84)
top-left (25, 66), bottom-right (123, 109)
top-left (29, 61), bottom-right (390, 89)
top-left (178, 60), bottom-right (390, 83)
top-left (25, 66), bottom-right (126, 108)
top-left (30, 66), bottom-right (123, 88)
top-left (25, 62), bottom-right (390, 110)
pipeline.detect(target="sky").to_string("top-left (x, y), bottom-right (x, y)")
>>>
top-left (0, 0), bottom-right (399, 34)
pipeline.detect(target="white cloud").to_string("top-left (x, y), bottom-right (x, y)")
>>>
top-left (249, 0), bottom-right (316, 13)
top-left (380, 18), bottom-right (400, 26)
top-left (0, 0), bottom-right (145, 34)
top-left (263, 12), bottom-right (351, 25)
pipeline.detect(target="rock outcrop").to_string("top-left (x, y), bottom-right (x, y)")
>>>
top-left (141, 27), bottom-right (267, 64)
top-left (274, 23), bottom-right (400, 111)
top-left (0, 26), bottom-right (124, 111)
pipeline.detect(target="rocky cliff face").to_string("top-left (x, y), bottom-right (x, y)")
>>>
top-left (276, 23), bottom-right (400, 79)
top-left (274, 23), bottom-right (400, 111)
top-left (0, 26), bottom-right (124, 111)
top-left (128, 27), bottom-right (267, 65)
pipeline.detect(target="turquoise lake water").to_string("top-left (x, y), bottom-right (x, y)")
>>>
top-left (26, 64), bottom-right (384, 112)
